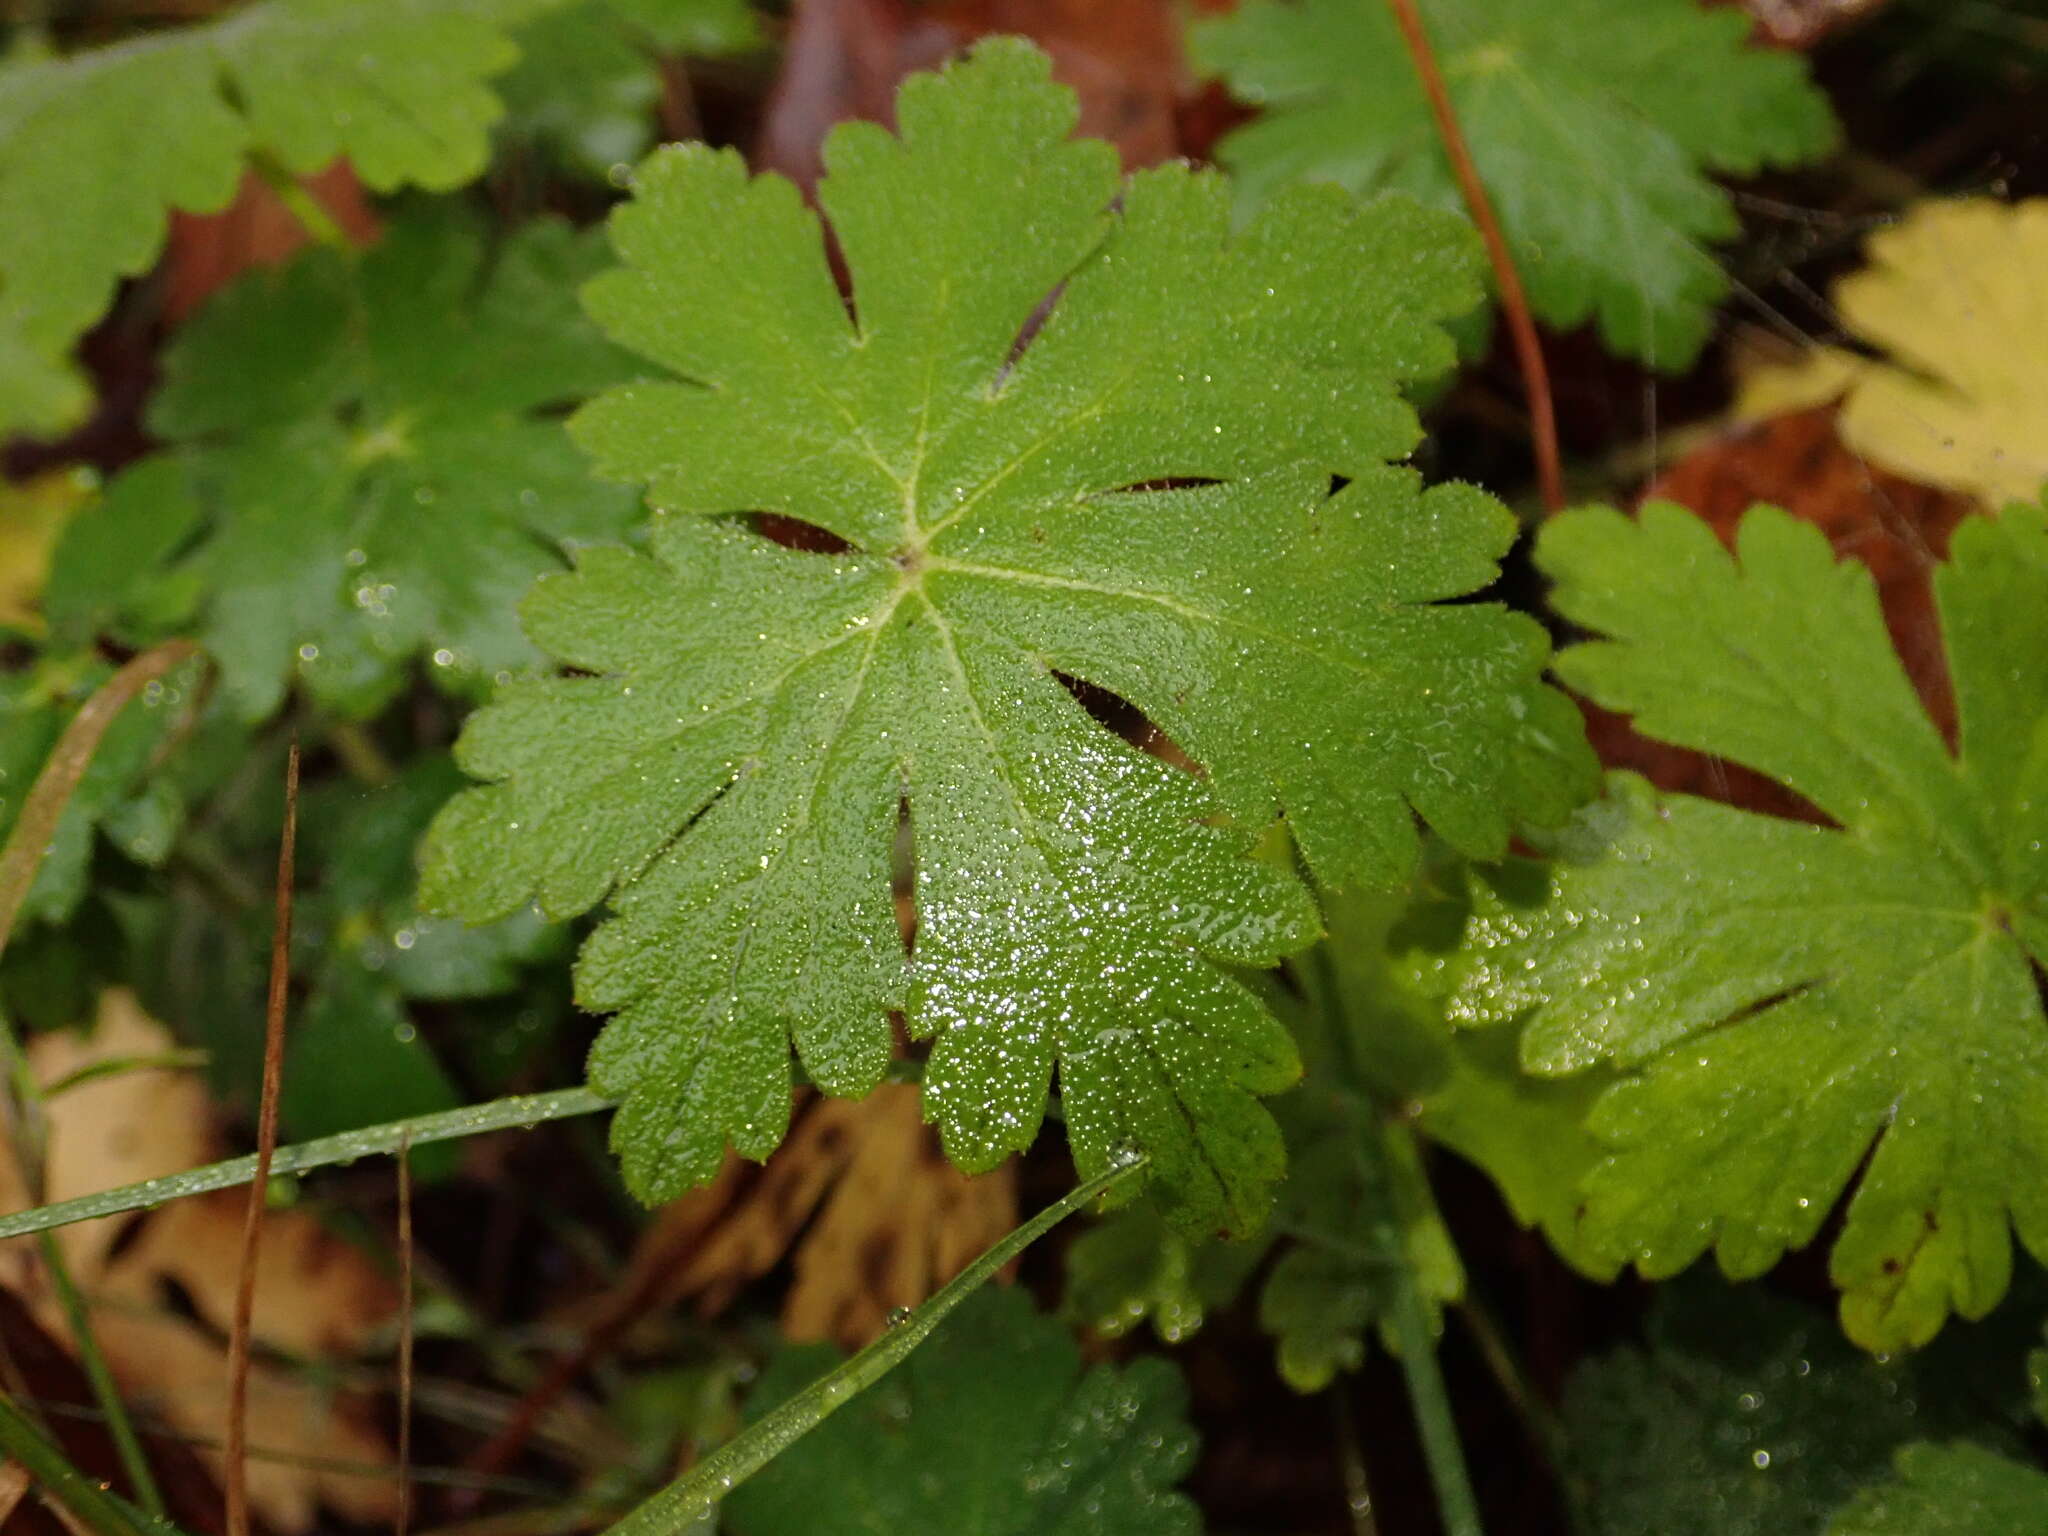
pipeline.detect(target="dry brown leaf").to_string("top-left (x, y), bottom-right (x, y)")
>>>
top-left (1599, 403), bottom-right (1972, 816)
top-left (619, 1084), bottom-right (1017, 1349)
top-left (164, 163), bottom-right (380, 324)
top-left (0, 990), bottom-right (400, 1532)
top-left (1737, 199), bottom-right (2048, 507)
top-left (755, 0), bottom-right (1190, 191)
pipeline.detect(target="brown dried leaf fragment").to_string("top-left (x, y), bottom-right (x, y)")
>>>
top-left (627, 1084), bottom-right (1018, 1348)
top-left (0, 990), bottom-right (400, 1533)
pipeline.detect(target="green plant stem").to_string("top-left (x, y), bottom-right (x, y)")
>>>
top-left (1307, 941), bottom-right (1483, 1535)
top-left (0, 1088), bottom-right (614, 1243)
top-left (0, 643), bottom-right (206, 1521)
top-left (605, 1156), bottom-right (1151, 1536)
top-left (43, 1052), bottom-right (210, 1099)
top-left (1388, 1249), bottom-right (1483, 1536)
top-left (0, 1031), bottom-right (163, 1521)
top-left (249, 150), bottom-right (351, 250)
top-left (0, 1391), bottom-right (182, 1536)
top-left (37, 1232), bottom-right (166, 1521)
top-left (1382, 0), bottom-right (1562, 514)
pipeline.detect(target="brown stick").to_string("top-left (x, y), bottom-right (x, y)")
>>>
top-left (1384, 0), bottom-right (1566, 513)
top-left (397, 1136), bottom-right (416, 1536)
top-left (0, 641), bottom-right (200, 962)
top-left (224, 738), bottom-right (300, 1536)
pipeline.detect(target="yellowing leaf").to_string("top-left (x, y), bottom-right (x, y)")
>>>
top-left (0, 991), bottom-right (400, 1531)
top-left (0, 468), bottom-right (95, 635)
top-left (1738, 199), bottom-right (2048, 506)
top-left (611, 1085), bottom-right (1018, 1349)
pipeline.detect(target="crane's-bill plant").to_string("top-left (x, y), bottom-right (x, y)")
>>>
top-left (67, 207), bottom-right (641, 721)
top-left (419, 39), bottom-right (1597, 1233)
top-left (1454, 497), bottom-right (2048, 1351)
top-left (1191, 0), bottom-right (1839, 368)
top-left (723, 1286), bottom-right (1201, 1536)
top-left (8, 2), bottom-right (2048, 1531)
top-left (1068, 867), bottom-right (1617, 1390)
top-left (0, 0), bottom-right (564, 438)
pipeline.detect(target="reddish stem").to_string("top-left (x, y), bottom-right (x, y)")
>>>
top-left (1384, 0), bottom-right (1566, 513)
top-left (396, 1136), bottom-right (416, 1536)
top-left (225, 738), bottom-right (299, 1536)
top-left (0, 641), bottom-right (199, 962)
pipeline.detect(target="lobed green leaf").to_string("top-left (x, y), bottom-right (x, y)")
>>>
top-left (424, 40), bottom-right (1593, 1235)
top-left (0, 0), bottom-right (560, 437)
top-left (1454, 499), bottom-right (2048, 1349)
top-left (1192, 0), bottom-right (1838, 368)
top-left (723, 1286), bottom-right (1200, 1536)
top-left (52, 207), bottom-right (641, 720)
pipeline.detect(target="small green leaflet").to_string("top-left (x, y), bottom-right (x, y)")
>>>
top-left (422, 40), bottom-right (1593, 1235)
top-left (1064, 866), bottom-right (1612, 1389)
top-left (0, 0), bottom-right (558, 437)
top-left (1564, 1275), bottom-right (2038, 1536)
top-left (722, 1286), bottom-right (1200, 1536)
top-left (498, 0), bottom-right (762, 183)
top-left (1828, 1445), bottom-right (2048, 1534)
top-left (1064, 1198), bottom-right (1264, 1346)
top-left (1190, 0), bottom-right (1838, 368)
top-left (280, 757), bottom-right (567, 1174)
top-left (0, 652), bottom-right (206, 929)
top-left (1453, 499), bottom-right (2048, 1350)
top-left (1825, 1308), bottom-right (2048, 1532)
top-left (55, 208), bottom-right (640, 721)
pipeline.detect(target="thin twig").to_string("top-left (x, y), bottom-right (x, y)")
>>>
top-left (327, 721), bottom-right (398, 787)
top-left (225, 738), bottom-right (300, 1536)
top-left (1383, 0), bottom-right (1565, 513)
top-left (0, 641), bottom-right (199, 961)
top-left (397, 1133), bottom-right (417, 1536)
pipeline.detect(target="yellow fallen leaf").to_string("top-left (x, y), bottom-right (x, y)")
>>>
top-left (613, 1084), bottom-right (1018, 1349)
top-left (0, 990), bottom-right (400, 1532)
top-left (0, 467), bottom-right (95, 636)
top-left (1737, 199), bottom-right (2048, 507)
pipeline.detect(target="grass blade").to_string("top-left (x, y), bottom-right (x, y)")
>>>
top-left (605, 1154), bottom-right (1150, 1536)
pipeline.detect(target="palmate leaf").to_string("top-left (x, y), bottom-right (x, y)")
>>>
top-left (1565, 1275), bottom-right (2038, 1536)
top-left (498, 0), bottom-right (763, 183)
top-left (53, 208), bottom-right (640, 721)
top-left (723, 1286), bottom-right (1200, 1536)
top-left (1827, 1444), bottom-right (2048, 1535)
top-left (421, 41), bottom-right (1593, 1235)
top-left (1065, 862), bottom-right (1614, 1387)
top-left (1452, 499), bottom-right (2048, 1349)
top-left (0, 0), bottom-right (562, 438)
top-left (1190, 0), bottom-right (1837, 368)
top-left (0, 652), bottom-right (209, 929)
